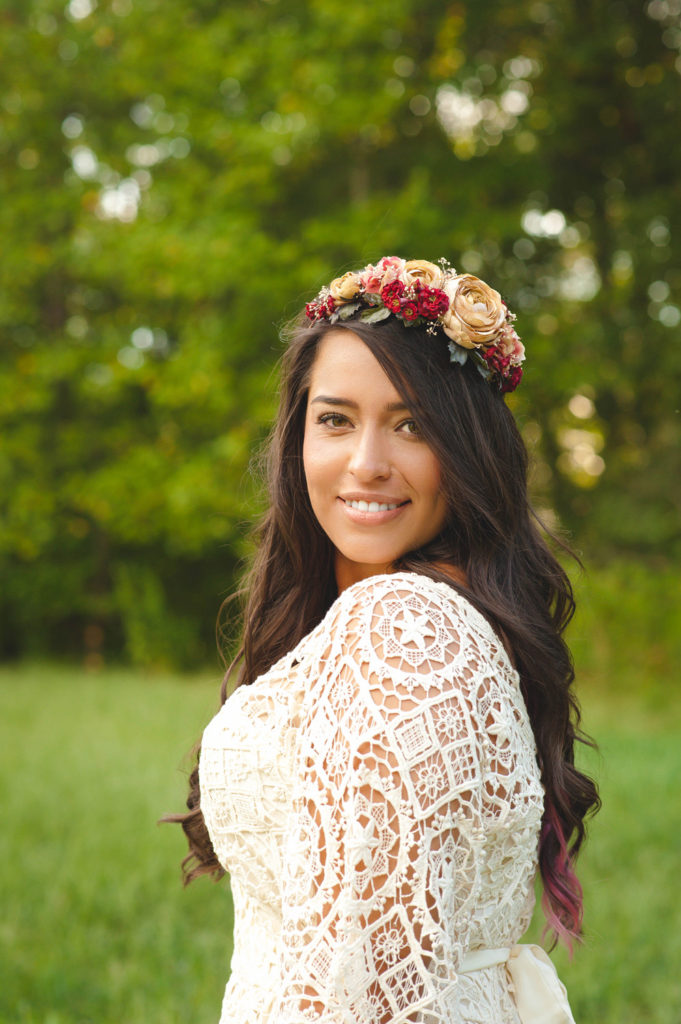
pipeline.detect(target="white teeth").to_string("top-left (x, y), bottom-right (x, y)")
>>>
top-left (346, 499), bottom-right (400, 511)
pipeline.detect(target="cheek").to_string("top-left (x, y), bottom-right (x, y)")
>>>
top-left (302, 433), bottom-right (311, 484)
top-left (414, 452), bottom-right (443, 503)
top-left (302, 421), bottom-right (317, 484)
top-left (418, 455), bottom-right (448, 531)
top-left (302, 434), bottom-right (332, 497)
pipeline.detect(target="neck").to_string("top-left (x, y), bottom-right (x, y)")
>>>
top-left (333, 556), bottom-right (468, 595)
top-left (334, 556), bottom-right (391, 594)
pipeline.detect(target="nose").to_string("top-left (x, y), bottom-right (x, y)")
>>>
top-left (348, 426), bottom-right (390, 481)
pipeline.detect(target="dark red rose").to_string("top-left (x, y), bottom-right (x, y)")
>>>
top-left (482, 345), bottom-right (511, 375)
top-left (400, 301), bottom-right (419, 322)
top-left (416, 284), bottom-right (449, 318)
top-left (501, 365), bottom-right (523, 393)
top-left (380, 279), bottom-right (406, 313)
top-left (305, 296), bottom-right (335, 321)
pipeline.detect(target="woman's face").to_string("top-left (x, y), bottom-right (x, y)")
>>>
top-left (303, 329), bottom-right (448, 592)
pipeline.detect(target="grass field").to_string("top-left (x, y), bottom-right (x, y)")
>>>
top-left (1, 661), bottom-right (680, 1023)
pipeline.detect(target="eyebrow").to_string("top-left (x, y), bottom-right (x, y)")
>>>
top-left (310, 395), bottom-right (410, 412)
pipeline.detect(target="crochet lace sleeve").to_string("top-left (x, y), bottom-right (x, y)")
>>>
top-left (274, 574), bottom-right (499, 1024)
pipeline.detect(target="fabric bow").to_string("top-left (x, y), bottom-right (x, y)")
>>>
top-left (506, 944), bottom-right (576, 1024)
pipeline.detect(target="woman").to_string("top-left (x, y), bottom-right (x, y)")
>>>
top-left (173, 257), bottom-right (599, 1023)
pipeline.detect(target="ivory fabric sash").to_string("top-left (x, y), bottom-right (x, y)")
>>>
top-left (459, 943), bottom-right (576, 1024)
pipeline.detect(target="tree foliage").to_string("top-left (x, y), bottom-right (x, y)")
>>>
top-left (1, 0), bottom-right (679, 665)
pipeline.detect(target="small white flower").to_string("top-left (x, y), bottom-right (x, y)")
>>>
top-left (375, 926), bottom-right (404, 966)
top-left (436, 706), bottom-right (463, 742)
top-left (415, 761), bottom-right (445, 802)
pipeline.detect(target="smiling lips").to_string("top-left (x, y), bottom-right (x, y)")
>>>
top-left (340, 496), bottom-right (410, 520)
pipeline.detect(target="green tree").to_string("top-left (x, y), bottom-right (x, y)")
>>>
top-left (1, 0), bottom-right (678, 665)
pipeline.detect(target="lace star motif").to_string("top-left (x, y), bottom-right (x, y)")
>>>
top-left (347, 817), bottom-right (381, 868)
top-left (395, 609), bottom-right (436, 650)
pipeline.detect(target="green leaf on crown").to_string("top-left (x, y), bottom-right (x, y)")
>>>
top-left (447, 341), bottom-right (469, 366)
top-left (360, 305), bottom-right (391, 323)
top-left (337, 301), bottom-right (362, 320)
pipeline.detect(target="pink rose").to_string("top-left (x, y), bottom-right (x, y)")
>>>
top-left (360, 264), bottom-right (382, 293)
top-left (497, 325), bottom-right (525, 365)
top-left (360, 257), bottom-right (404, 294)
top-left (376, 256), bottom-right (406, 280)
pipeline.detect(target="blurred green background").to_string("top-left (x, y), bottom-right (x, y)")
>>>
top-left (1, 0), bottom-right (679, 1021)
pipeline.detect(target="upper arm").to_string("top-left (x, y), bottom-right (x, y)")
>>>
top-left (275, 575), bottom-right (493, 1023)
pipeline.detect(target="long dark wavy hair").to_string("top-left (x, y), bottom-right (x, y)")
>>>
top-left (170, 312), bottom-right (599, 949)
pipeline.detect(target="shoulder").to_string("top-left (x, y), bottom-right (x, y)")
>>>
top-left (320, 571), bottom-right (510, 681)
top-left (327, 570), bottom-right (491, 640)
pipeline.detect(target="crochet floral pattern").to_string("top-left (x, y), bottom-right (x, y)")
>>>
top-left (200, 573), bottom-right (544, 1023)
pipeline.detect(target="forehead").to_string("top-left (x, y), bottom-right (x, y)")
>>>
top-left (307, 330), bottom-right (400, 399)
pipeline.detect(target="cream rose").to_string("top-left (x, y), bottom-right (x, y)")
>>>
top-left (329, 271), bottom-right (363, 303)
top-left (442, 274), bottom-right (506, 349)
top-left (401, 259), bottom-right (445, 290)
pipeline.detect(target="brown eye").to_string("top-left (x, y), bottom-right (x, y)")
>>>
top-left (318, 412), bottom-right (350, 428)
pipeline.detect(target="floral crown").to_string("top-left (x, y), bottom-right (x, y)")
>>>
top-left (305, 256), bottom-right (525, 393)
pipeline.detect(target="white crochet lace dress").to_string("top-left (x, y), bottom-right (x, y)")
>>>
top-left (200, 572), bottom-right (545, 1024)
